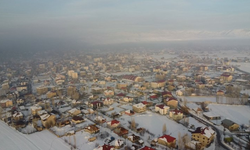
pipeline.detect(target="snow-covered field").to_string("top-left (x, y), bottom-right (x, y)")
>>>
top-left (232, 62), bottom-right (250, 73)
top-left (120, 111), bottom-right (190, 139)
top-left (182, 96), bottom-right (217, 103)
top-left (0, 121), bottom-right (69, 150)
top-left (206, 104), bottom-right (250, 125)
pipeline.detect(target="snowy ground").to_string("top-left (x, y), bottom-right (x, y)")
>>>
top-left (120, 111), bottom-right (190, 140)
top-left (0, 121), bottom-right (69, 150)
top-left (232, 62), bottom-right (250, 73)
top-left (181, 96), bottom-right (217, 103)
top-left (206, 104), bottom-right (250, 125)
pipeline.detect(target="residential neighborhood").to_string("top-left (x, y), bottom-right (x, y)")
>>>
top-left (1, 49), bottom-right (250, 150)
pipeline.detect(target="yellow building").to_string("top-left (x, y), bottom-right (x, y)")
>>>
top-left (36, 86), bottom-right (48, 95)
top-left (30, 105), bottom-right (42, 115)
top-left (192, 127), bottom-right (215, 147)
top-left (221, 119), bottom-right (239, 131)
top-left (164, 98), bottom-right (178, 109)
top-left (46, 91), bottom-right (57, 98)
top-left (0, 99), bottom-right (13, 108)
top-left (169, 109), bottom-right (183, 121)
top-left (132, 103), bottom-right (146, 113)
top-left (151, 80), bottom-right (166, 89)
top-left (158, 135), bottom-right (176, 148)
top-left (220, 72), bottom-right (233, 82)
top-left (68, 108), bottom-right (81, 116)
top-left (41, 114), bottom-right (56, 128)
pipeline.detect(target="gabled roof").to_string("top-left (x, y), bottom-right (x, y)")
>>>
top-left (192, 127), bottom-right (215, 138)
top-left (110, 119), bottom-right (120, 125)
top-left (159, 135), bottom-right (176, 143)
top-left (123, 75), bottom-right (138, 81)
top-left (156, 104), bottom-right (169, 109)
top-left (221, 119), bottom-right (237, 128)
top-left (166, 97), bottom-right (177, 102)
top-left (170, 109), bottom-right (182, 115)
top-left (96, 144), bottom-right (114, 150)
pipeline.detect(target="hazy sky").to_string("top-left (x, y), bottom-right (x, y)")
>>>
top-left (0, 0), bottom-right (250, 51)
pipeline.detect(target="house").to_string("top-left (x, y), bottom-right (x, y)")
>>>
top-left (14, 120), bottom-right (26, 129)
top-left (196, 82), bottom-right (205, 89)
top-left (68, 108), bottom-right (81, 116)
top-left (220, 72), bottom-right (233, 82)
top-left (12, 111), bottom-right (23, 121)
top-left (185, 140), bottom-right (204, 150)
top-left (16, 99), bottom-right (24, 105)
top-left (71, 99), bottom-right (82, 106)
top-left (117, 83), bottom-right (128, 89)
top-left (221, 119), bottom-right (239, 131)
top-left (123, 97), bottom-right (133, 102)
top-left (0, 99), bottom-right (13, 108)
top-left (102, 98), bottom-right (114, 105)
top-left (141, 101), bottom-right (153, 107)
top-left (40, 114), bottom-right (56, 128)
top-left (140, 146), bottom-right (155, 150)
top-left (107, 119), bottom-right (120, 128)
top-left (192, 127), bottom-right (215, 147)
top-left (116, 93), bottom-right (126, 97)
top-left (216, 90), bottom-right (224, 96)
top-left (112, 139), bottom-right (124, 149)
top-left (71, 116), bottom-right (84, 124)
top-left (122, 75), bottom-right (144, 82)
top-left (132, 103), bottom-right (146, 113)
top-left (151, 80), bottom-right (166, 89)
top-left (127, 134), bottom-right (140, 143)
top-left (124, 110), bottom-right (135, 116)
top-left (203, 112), bottom-right (221, 120)
top-left (46, 91), bottom-right (57, 98)
top-left (162, 91), bottom-right (172, 98)
top-left (94, 116), bottom-right (106, 124)
top-left (149, 94), bottom-right (158, 99)
top-left (155, 104), bottom-right (169, 115)
top-left (114, 127), bottom-right (129, 136)
top-left (84, 124), bottom-right (100, 134)
top-left (158, 135), bottom-right (176, 148)
top-left (36, 86), bottom-right (48, 95)
top-left (56, 119), bottom-right (71, 127)
top-left (164, 97), bottom-right (178, 109)
top-left (89, 101), bottom-right (103, 109)
top-left (94, 144), bottom-right (114, 150)
top-left (104, 90), bottom-right (114, 96)
top-left (169, 109), bottom-right (183, 121)
top-left (176, 90), bottom-right (183, 96)
top-left (30, 105), bottom-right (42, 115)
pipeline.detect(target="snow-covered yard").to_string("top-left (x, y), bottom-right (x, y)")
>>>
top-left (206, 104), bottom-right (250, 125)
top-left (120, 111), bottom-right (191, 140)
top-left (181, 96), bottom-right (217, 103)
top-left (0, 121), bottom-right (69, 150)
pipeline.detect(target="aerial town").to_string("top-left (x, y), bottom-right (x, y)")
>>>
top-left (0, 49), bottom-right (250, 150)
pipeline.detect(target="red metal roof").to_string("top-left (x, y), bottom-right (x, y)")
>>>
top-left (123, 75), bottom-right (138, 81)
top-left (111, 119), bottom-right (120, 125)
top-left (159, 135), bottom-right (176, 143)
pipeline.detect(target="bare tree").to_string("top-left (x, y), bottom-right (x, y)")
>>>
top-left (183, 98), bottom-right (187, 107)
top-left (162, 123), bottom-right (167, 135)
top-left (131, 118), bottom-right (136, 130)
top-left (73, 135), bottom-right (76, 149)
top-left (178, 132), bottom-right (184, 150)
